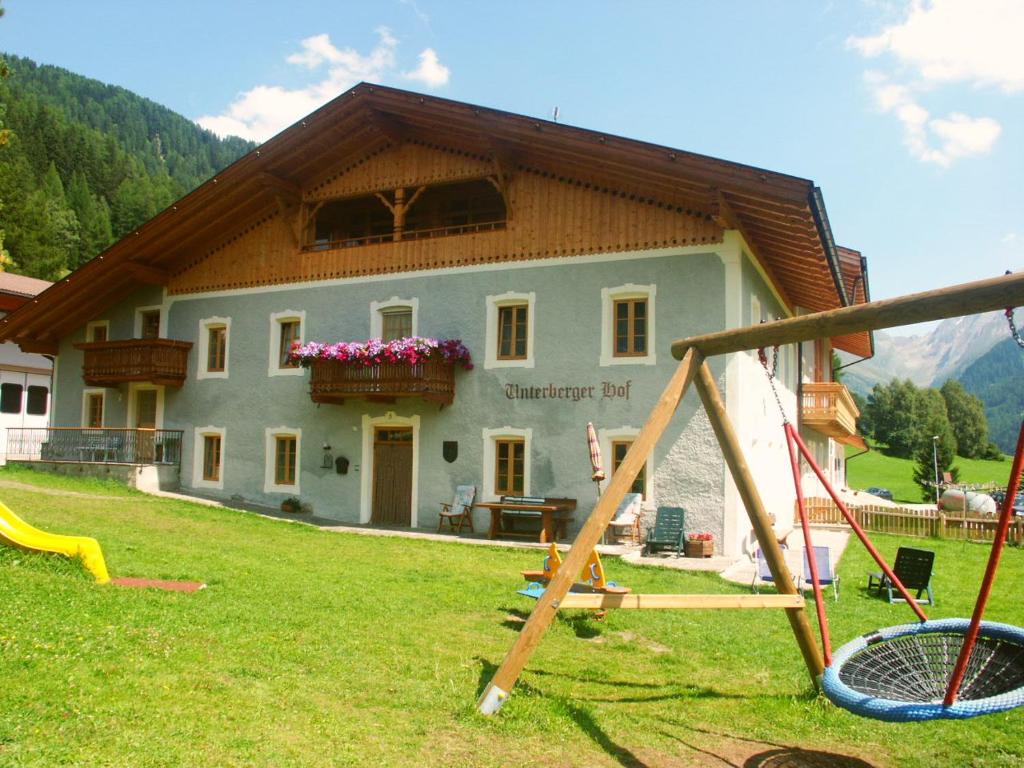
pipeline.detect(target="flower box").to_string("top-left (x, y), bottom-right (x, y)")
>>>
top-left (685, 534), bottom-right (714, 558)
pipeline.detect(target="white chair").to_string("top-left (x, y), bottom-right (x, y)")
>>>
top-left (438, 485), bottom-right (476, 533)
top-left (607, 492), bottom-right (643, 544)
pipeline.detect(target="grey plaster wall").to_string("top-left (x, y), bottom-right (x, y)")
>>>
top-left (54, 250), bottom-right (730, 535)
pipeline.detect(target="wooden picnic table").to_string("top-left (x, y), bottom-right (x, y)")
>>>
top-left (476, 498), bottom-right (576, 543)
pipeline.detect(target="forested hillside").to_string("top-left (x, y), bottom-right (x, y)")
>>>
top-left (959, 338), bottom-right (1024, 454)
top-left (0, 54), bottom-right (253, 279)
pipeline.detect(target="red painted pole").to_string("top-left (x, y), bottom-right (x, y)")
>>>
top-left (784, 423), bottom-right (832, 666)
top-left (943, 419), bottom-right (1024, 706)
top-left (788, 427), bottom-right (929, 622)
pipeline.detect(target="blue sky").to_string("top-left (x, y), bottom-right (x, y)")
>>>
top-left (2, 1), bottom-right (1022, 332)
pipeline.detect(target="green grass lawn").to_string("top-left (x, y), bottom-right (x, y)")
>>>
top-left (0, 467), bottom-right (1022, 767)
top-left (846, 443), bottom-right (1013, 503)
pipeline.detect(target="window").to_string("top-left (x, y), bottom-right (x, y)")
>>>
top-left (203, 435), bottom-right (222, 482)
top-left (611, 440), bottom-right (646, 498)
top-left (83, 391), bottom-right (104, 428)
top-left (207, 326), bottom-right (227, 372)
top-left (497, 305), bottom-right (528, 360)
top-left (86, 321), bottom-right (109, 342)
top-left (0, 384), bottom-right (21, 414)
top-left (268, 311), bottom-right (305, 376)
top-left (381, 308), bottom-right (412, 342)
top-left (264, 427), bottom-right (301, 493)
top-left (600, 284), bottom-right (656, 367)
top-left (402, 179), bottom-right (506, 239)
top-left (140, 310), bottom-right (160, 339)
top-left (192, 426), bottom-right (225, 490)
top-left (614, 299), bottom-right (647, 357)
top-left (26, 386), bottom-right (48, 416)
top-left (494, 439), bottom-right (525, 495)
top-left (485, 292), bottom-right (535, 369)
top-left (311, 195), bottom-right (393, 249)
top-left (197, 316), bottom-right (231, 380)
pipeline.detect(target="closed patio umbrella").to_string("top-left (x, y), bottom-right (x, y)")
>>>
top-left (587, 422), bottom-right (605, 487)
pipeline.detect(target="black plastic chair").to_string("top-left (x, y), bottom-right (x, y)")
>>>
top-left (642, 506), bottom-right (686, 556)
top-left (867, 546), bottom-right (935, 605)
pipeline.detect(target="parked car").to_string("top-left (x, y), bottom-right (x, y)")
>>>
top-left (864, 486), bottom-right (893, 501)
top-left (989, 491), bottom-right (1024, 516)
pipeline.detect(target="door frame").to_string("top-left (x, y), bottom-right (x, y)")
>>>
top-left (360, 412), bottom-right (420, 526)
top-left (126, 383), bottom-right (164, 429)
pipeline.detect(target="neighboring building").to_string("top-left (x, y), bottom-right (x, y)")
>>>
top-left (0, 85), bottom-right (870, 555)
top-left (0, 273), bottom-right (53, 463)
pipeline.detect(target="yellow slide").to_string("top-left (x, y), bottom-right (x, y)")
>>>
top-left (0, 500), bottom-right (110, 583)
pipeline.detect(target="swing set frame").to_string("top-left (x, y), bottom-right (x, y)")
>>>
top-left (478, 270), bottom-right (1024, 716)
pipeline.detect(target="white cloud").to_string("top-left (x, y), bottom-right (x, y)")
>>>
top-left (848, 0), bottom-right (1024, 92)
top-left (1002, 232), bottom-right (1018, 244)
top-left (403, 48), bottom-right (450, 88)
top-left (196, 28), bottom-right (449, 142)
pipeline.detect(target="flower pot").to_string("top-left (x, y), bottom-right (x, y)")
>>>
top-left (280, 501), bottom-right (301, 514)
top-left (685, 539), bottom-right (714, 558)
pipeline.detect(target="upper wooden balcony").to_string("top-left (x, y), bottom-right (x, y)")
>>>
top-left (309, 358), bottom-right (456, 406)
top-left (74, 339), bottom-right (193, 387)
top-left (801, 382), bottom-right (860, 440)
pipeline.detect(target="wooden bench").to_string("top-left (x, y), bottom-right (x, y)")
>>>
top-left (477, 496), bottom-right (577, 542)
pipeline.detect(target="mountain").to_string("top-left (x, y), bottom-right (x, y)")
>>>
top-left (959, 337), bottom-right (1024, 453)
top-left (840, 311), bottom-right (1008, 396)
top-left (0, 54), bottom-right (254, 279)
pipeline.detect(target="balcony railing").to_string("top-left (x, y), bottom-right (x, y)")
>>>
top-left (801, 382), bottom-right (860, 439)
top-left (309, 358), bottom-right (456, 405)
top-left (74, 339), bottom-right (192, 387)
top-left (6, 428), bottom-right (184, 465)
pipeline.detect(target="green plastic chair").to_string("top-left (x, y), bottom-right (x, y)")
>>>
top-left (642, 506), bottom-right (686, 556)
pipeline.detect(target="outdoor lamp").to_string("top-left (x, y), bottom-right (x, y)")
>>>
top-left (321, 442), bottom-right (334, 469)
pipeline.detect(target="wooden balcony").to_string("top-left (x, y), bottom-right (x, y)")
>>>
top-left (74, 339), bottom-right (192, 387)
top-left (309, 358), bottom-right (456, 405)
top-left (801, 382), bottom-right (860, 440)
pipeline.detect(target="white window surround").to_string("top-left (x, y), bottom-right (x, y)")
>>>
top-left (133, 305), bottom-right (165, 338)
top-left (192, 426), bottom-right (226, 491)
top-left (264, 426), bottom-right (301, 495)
top-left (370, 297), bottom-right (419, 338)
top-left (85, 320), bottom-right (109, 342)
top-left (267, 309), bottom-right (306, 377)
top-left (81, 388), bottom-right (106, 427)
top-left (481, 426), bottom-right (532, 501)
top-left (599, 283), bottom-right (657, 367)
top-left (359, 412), bottom-right (420, 526)
top-left (197, 316), bottom-right (231, 380)
top-left (484, 291), bottom-right (536, 369)
top-left (598, 426), bottom-right (654, 503)
top-left (126, 383), bottom-right (165, 429)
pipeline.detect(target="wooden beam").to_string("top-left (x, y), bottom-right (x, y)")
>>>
top-left (257, 171), bottom-right (302, 203)
top-left (477, 348), bottom-right (702, 715)
top-left (673, 271), bottom-right (1024, 360)
top-left (694, 361), bottom-right (825, 686)
top-left (555, 593), bottom-right (805, 610)
top-left (15, 339), bottom-right (58, 355)
top-left (125, 262), bottom-right (170, 285)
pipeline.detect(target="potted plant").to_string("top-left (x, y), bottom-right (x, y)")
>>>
top-left (280, 496), bottom-right (303, 514)
top-left (685, 532), bottom-right (714, 558)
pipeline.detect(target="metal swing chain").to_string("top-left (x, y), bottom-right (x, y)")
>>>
top-left (758, 345), bottom-right (790, 425)
top-left (1005, 306), bottom-right (1024, 350)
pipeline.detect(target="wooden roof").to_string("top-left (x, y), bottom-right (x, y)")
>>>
top-left (0, 83), bottom-right (871, 355)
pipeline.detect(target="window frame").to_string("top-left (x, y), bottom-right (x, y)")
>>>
top-left (370, 297), bottom-right (419, 340)
top-left (134, 305), bottom-right (164, 339)
top-left (496, 304), bottom-right (529, 361)
top-left (81, 389), bottom-right (105, 428)
top-left (85, 320), bottom-right (109, 343)
top-left (197, 316), bottom-right (231, 380)
top-left (482, 426), bottom-right (532, 500)
top-left (484, 292), bottom-right (535, 369)
top-left (25, 385), bottom-right (48, 417)
top-left (612, 298), bottom-right (648, 358)
top-left (599, 426), bottom-right (653, 502)
top-left (192, 426), bottom-right (226, 490)
top-left (267, 310), bottom-right (306, 377)
top-left (264, 426), bottom-right (301, 494)
top-left (600, 284), bottom-right (657, 367)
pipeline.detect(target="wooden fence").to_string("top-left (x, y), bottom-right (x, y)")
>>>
top-left (803, 497), bottom-right (1024, 545)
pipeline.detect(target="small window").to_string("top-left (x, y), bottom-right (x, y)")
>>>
top-left (0, 384), bottom-right (22, 414)
top-left (86, 393), bottom-right (104, 428)
top-left (26, 386), bottom-right (48, 416)
top-left (203, 434), bottom-right (222, 482)
top-left (381, 308), bottom-right (412, 342)
top-left (494, 439), bottom-right (525, 496)
top-left (279, 320), bottom-right (300, 368)
top-left (497, 305), bottom-right (528, 360)
top-left (87, 323), bottom-right (108, 342)
top-left (275, 435), bottom-right (297, 486)
top-left (207, 326), bottom-right (227, 372)
top-left (611, 440), bottom-right (646, 498)
top-left (614, 299), bottom-right (647, 356)
top-left (140, 310), bottom-right (161, 339)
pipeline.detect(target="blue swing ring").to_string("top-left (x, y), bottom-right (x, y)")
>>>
top-left (822, 618), bottom-right (1024, 722)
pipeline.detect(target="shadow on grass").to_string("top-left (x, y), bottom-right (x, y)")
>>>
top-left (498, 604), bottom-right (604, 638)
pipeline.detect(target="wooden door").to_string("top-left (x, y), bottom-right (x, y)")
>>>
top-left (371, 427), bottom-right (413, 525)
top-left (134, 389), bottom-right (158, 463)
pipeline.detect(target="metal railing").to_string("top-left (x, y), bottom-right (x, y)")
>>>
top-left (6, 428), bottom-right (184, 466)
